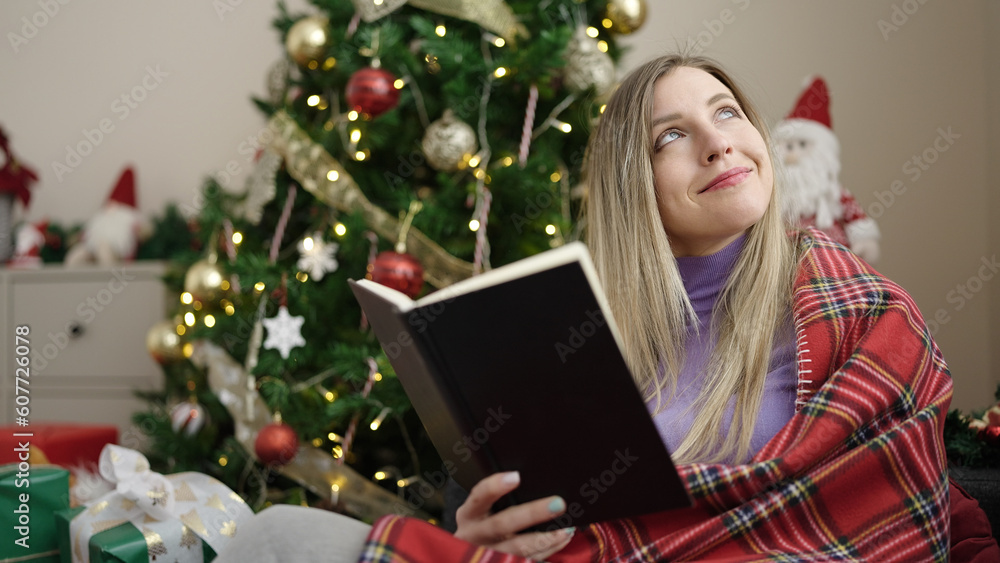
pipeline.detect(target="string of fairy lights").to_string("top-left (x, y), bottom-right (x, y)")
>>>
top-left (146, 0), bottom-right (647, 509)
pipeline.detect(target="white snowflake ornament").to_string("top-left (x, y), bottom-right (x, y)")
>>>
top-left (297, 232), bottom-right (339, 281)
top-left (262, 305), bottom-right (306, 359)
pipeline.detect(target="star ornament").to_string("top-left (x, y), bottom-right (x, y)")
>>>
top-left (297, 232), bottom-right (339, 281)
top-left (262, 306), bottom-right (306, 359)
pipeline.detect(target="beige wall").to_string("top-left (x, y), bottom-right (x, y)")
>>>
top-left (1, 1), bottom-right (995, 410)
top-left (989, 1), bottom-right (1000, 408)
top-left (0, 0), bottom-right (312, 223)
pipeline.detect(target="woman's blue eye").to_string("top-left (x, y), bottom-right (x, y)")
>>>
top-left (719, 107), bottom-right (737, 120)
top-left (657, 130), bottom-right (682, 149)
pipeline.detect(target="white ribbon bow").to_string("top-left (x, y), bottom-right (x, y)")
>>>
top-left (70, 445), bottom-right (253, 563)
top-left (99, 444), bottom-right (176, 521)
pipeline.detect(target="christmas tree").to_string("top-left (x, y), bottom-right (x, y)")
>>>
top-left (137, 0), bottom-right (646, 523)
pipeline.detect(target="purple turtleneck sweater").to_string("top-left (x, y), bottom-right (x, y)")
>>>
top-left (647, 235), bottom-right (797, 464)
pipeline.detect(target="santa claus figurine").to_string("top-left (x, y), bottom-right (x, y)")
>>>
top-left (8, 220), bottom-right (48, 268)
top-left (64, 167), bottom-right (148, 266)
top-left (774, 77), bottom-right (881, 263)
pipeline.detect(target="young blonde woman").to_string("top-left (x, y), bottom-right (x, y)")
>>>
top-left (358, 55), bottom-right (996, 561)
top-left (217, 55), bottom-right (997, 562)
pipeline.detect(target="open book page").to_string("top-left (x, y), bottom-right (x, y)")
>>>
top-left (351, 275), bottom-right (418, 312)
top-left (413, 241), bottom-right (629, 355)
top-left (350, 243), bottom-right (592, 312)
top-left (416, 242), bottom-right (591, 306)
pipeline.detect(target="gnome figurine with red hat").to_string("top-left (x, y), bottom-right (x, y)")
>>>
top-left (65, 167), bottom-right (149, 266)
top-left (8, 220), bottom-right (49, 268)
top-left (774, 77), bottom-right (881, 263)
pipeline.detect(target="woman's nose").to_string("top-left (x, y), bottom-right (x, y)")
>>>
top-left (703, 130), bottom-right (734, 164)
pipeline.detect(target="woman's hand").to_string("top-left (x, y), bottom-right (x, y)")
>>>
top-left (454, 471), bottom-right (575, 561)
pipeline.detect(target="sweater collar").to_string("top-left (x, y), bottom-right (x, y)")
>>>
top-left (675, 233), bottom-right (747, 319)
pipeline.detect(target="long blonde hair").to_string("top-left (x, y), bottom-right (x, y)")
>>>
top-left (583, 55), bottom-right (798, 464)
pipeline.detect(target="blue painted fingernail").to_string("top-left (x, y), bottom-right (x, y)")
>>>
top-left (563, 527), bottom-right (575, 536)
top-left (548, 497), bottom-right (566, 513)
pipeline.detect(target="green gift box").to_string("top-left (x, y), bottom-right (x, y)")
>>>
top-left (55, 507), bottom-right (214, 563)
top-left (1, 464), bottom-right (70, 563)
top-left (54, 445), bottom-right (252, 563)
top-left (55, 507), bottom-right (84, 563)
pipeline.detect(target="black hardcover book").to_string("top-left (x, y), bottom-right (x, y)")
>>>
top-left (349, 242), bottom-right (690, 527)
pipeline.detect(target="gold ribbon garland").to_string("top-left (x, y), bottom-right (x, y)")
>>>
top-left (267, 111), bottom-right (475, 288)
top-left (191, 340), bottom-right (433, 523)
top-left (350, 0), bottom-right (523, 41)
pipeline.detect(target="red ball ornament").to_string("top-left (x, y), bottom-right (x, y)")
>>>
top-left (369, 250), bottom-right (424, 298)
top-left (345, 67), bottom-right (400, 117)
top-left (254, 422), bottom-right (300, 467)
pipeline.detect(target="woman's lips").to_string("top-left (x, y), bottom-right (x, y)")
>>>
top-left (700, 167), bottom-right (751, 193)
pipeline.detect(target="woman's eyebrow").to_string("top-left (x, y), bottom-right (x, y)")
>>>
top-left (650, 92), bottom-right (737, 128)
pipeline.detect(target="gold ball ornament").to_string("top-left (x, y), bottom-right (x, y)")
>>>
top-left (421, 110), bottom-right (478, 171)
top-left (605, 0), bottom-right (648, 34)
top-left (564, 27), bottom-right (616, 94)
top-left (184, 258), bottom-right (226, 303)
top-left (146, 319), bottom-right (185, 364)
top-left (285, 16), bottom-right (331, 67)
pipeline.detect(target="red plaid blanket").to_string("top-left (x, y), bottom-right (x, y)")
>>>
top-left (358, 229), bottom-right (953, 562)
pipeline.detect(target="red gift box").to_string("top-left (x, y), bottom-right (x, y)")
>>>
top-left (0, 423), bottom-right (118, 467)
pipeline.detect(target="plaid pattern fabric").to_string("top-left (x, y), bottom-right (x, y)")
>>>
top-left (357, 228), bottom-right (953, 563)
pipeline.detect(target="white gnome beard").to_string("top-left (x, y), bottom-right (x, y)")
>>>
top-left (14, 225), bottom-right (44, 256)
top-left (83, 203), bottom-right (141, 258)
top-left (779, 145), bottom-right (842, 229)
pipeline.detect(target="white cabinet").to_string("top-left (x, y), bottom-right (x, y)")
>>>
top-left (1, 262), bottom-right (169, 437)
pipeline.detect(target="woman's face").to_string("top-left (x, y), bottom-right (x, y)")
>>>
top-left (649, 66), bottom-right (773, 257)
